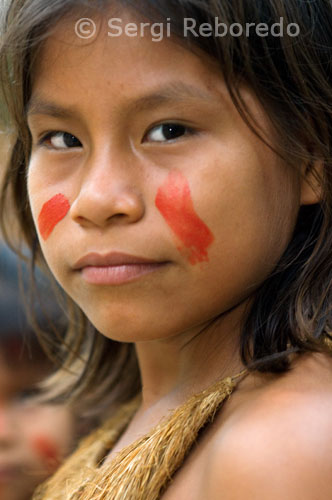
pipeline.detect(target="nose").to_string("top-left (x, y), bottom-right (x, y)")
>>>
top-left (0, 403), bottom-right (18, 449)
top-left (70, 147), bottom-right (145, 228)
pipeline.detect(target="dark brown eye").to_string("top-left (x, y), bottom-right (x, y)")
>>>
top-left (40, 131), bottom-right (82, 149)
top-left (145, 123), bottom-right (190, 142)
top-left (60, 133), bottom-right (81, 148)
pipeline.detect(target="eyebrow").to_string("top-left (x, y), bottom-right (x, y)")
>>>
top-left (25, 81), bottom-right (219, 119)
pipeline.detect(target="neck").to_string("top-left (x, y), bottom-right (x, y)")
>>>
top-left (135, 297), bottom-right (252, 413)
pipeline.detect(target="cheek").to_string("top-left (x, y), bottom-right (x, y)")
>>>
top-left (30, 434), bottom-right (61, 470)
top-left (37, 193), bottom-right (70, 241)
top-left (155, 170), bottom-right (214, 265)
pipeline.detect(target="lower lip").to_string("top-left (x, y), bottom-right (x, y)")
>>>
top-left (81, 263), bottom-right (168, 285)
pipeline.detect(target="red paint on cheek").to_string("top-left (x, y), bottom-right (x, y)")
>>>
top-left (155, 170), bottom-right (214, 264)
top-left (31, 435), bottom-right (60, 469)
top-left (38, 193), bottom-right (70, 241)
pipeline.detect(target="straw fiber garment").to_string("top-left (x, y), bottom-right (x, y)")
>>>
top-left (33, 368), bottom-right (249, 500)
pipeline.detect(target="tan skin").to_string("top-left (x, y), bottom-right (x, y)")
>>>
top-left (26, 9), bottom-right (332, 498)
top-left (0, 349), bottom-right (74, 500)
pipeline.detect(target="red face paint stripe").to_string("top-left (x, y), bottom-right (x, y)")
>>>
top-left (155, 170), bottom-right (214, 264)
top-left (31, 435), bottom-right (60, 467)
top-left (38, 194), bottom-right (70, 241)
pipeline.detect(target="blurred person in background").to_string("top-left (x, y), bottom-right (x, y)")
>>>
top-left (0, 242), bottom-right (79, 500)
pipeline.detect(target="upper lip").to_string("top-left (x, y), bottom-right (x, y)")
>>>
top-left (73, 252), bottom-right (165, 269)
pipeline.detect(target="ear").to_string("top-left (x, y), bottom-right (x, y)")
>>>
top-left (300, 160), bottom-right (324, 205)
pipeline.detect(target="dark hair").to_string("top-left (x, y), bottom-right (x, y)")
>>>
top-left (0, 0), bottom-right (331, 414)
top-left (0, 241), bottom-right (68, 382)
top-left (0, 241), bottom-right (67, 339)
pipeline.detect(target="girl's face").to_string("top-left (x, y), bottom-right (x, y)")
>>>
top-left (27, 11), bottom-right (301, 343)
top-left (0, 349), bottom-right (74, 500)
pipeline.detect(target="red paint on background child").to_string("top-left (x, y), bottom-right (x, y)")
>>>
top-left (38, 194), bottom-right (70, 241)
top-left (31, 435), bottom-right (60, 470)
top-left (155, 170), bottom-right (214, 264)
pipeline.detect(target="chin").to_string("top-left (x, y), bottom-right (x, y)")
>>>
top-left (85, 314), bottom-right (146, 342)
top-left (96, 322), bottom-right (172, 343)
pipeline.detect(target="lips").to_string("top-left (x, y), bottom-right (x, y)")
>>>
top-left (73, 252), bottom-right (169, 285)
top-left (0, 465), bottom-right (20, 481)
top-left (73, 251), bottom-right (164, 269)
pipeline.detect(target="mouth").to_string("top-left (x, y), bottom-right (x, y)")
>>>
top-left (73, 252), bottom-right (170, 285)
top-left (0, 465), bottom-right (20, 482)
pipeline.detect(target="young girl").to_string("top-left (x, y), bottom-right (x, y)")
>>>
top-left (0, 242), bottom-right (76, 500)
top-left (1, 0), bottom-right (332, 498)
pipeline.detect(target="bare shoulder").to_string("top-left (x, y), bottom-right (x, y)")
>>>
top-left (203, 352), bottom-right (332, 500)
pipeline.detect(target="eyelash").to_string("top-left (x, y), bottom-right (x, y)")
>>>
top-left (143, 123), bottom-right (198, 143)
top-left (37, 131), bottom-right (82, 150)
top-left (14, 387), bottom-right (39, 404)
top-left (36, 122), bottom-right (198, 150)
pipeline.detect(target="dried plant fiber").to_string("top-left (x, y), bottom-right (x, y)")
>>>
top-left (33, 368), bottom-right (249, 499)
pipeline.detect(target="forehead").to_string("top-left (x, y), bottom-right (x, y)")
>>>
top-left (28, 8), bottom-right (278, 154)
top-left (0, 348), bottom-right (47, 392)
top-left (30, 8), bottom-right (226, 108)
